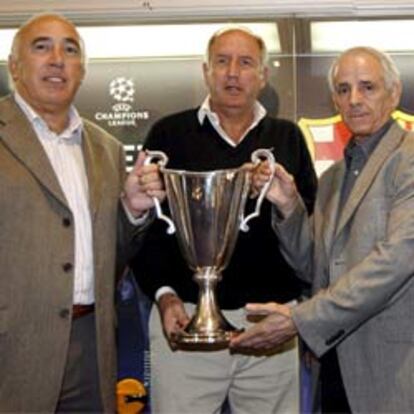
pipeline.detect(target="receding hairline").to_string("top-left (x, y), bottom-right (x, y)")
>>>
top-left (204, 26), bottom-right (268, 67)
top-left (10, 13), bottom-right (85, 61)
top-left (328, 46), bottom-right (401, 93)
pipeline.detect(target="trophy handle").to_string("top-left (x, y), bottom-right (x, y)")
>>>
top-left (240, 148), bottom-right (276, 232)
top-left (144, 150), bottom-right (176, 235)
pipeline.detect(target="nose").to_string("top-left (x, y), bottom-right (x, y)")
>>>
top-left (227, 59), bottom-right (240, 77)
top-left (50, 46), bottom-right (64, 67)
top-left (349, 87), bottom-right (362, 106)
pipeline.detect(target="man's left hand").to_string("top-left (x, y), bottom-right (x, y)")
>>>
top-left (229, 302), bottom-right (298, 350)
top-left (122, 151), bottom-right (165, 218)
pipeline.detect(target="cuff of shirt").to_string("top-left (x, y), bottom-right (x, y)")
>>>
top-left (155, 286), bottom-right (178, 302)
top-left (121, 198), bottom-right (150, 226)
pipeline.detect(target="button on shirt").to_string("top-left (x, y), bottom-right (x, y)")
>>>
top-left (15, 93), bottom-right (95, 305)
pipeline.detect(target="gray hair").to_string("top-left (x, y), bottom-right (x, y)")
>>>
top-left (204, 25), bottom-right (268, 68)
top-left (328, 46), bottom-right (400, 93)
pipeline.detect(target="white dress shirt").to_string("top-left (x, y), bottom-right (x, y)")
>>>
top-left (197, 96), bottom-right (267, 146)
top-left (15, 93), bottom-right (95, 305)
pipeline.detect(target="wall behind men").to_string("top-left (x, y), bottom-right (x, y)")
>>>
top-left (297, 54), bottom-right (414, 119)
top-left (1, 22), bottom-right (414, 171)
top-left (74, 54), bottom-right (291, 159)
top-left (0, 51), bottom-right (290, 170)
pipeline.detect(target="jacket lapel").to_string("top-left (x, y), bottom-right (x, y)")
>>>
top-left (0, 96), bottom-right (68, 207)
top-left (335, 122), bottom-right (405, 237)
top-left (322, 161), bottom-right (345, 253)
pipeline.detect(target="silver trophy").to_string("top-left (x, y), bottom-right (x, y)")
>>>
top-left (145, 149), bottom-right (275, 347)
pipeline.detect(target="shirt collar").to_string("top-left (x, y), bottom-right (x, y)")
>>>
top-left (344, 119), bottom-right (393, 166)
top-left (14, 92), bottom-right (83, 143)
top-left (197, 96), bottom-right (267, 146)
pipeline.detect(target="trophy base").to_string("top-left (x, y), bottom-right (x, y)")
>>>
top-left (171, 328), bottom-right (244, 351)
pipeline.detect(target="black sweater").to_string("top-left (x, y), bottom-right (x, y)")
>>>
top-left (130, 108), bottom-right (317, 309)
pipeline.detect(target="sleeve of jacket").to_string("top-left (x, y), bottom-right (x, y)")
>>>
top-left (115, 144), bottom-right (154, 279)
top-left (292, 136), bottom-right (414, 357)
top-left (271, 122), bottom-right (317, 284)
top-left (291, 123), bottom-right (318, 215)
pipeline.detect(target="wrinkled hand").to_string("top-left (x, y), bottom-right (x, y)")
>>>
top-left (122, 151), bottom-right (165, 218)
top-left (253, 162), bottom-right (299, 218)
top-left (229, 302), bottom-right (297, 351)
top-left (158, 293), bottom-right (190, 348)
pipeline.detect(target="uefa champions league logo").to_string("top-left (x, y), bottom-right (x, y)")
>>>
top-left (109, 77), bottom-right (135, 103)
top-left (93, 76), bottom-right (149, 170)
top-left (95, 76), bottom-right (149, 128)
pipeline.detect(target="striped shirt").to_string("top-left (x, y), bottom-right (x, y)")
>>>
top-left (15, 92), bottom-right (95, 304)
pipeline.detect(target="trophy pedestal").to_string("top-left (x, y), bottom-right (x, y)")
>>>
top-left (172, 268), bottom-right (244, 350)
top-left (172, 319), bottom-right (244, 351)
top-left (172, 328), bottom-right (243, 351)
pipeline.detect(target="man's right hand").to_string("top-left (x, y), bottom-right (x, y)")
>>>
top-left (253, 161), bottom-right (300, 219)
top-left (229, 302), bottom-right (298, 351)
top-left (157, 293), bottom-right (190, 344)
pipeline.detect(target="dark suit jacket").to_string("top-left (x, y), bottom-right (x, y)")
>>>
top-left (274, 122), bottom-right (414, 412)
top-left (0, 95), bottom-right (149, 412)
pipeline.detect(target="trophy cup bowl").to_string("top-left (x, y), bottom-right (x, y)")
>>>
top-left (145, 149), bottom-right (275, 348)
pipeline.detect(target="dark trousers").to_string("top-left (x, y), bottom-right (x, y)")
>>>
top-left (320, 349), bottom-right (352, 414)
top-left (56, 312), bottom-right (103, 413)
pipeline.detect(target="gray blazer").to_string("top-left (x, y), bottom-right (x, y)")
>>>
top-left (0, 95), bottom-right (148, 412)
top-left (273, 122), bottom-right (414, 413)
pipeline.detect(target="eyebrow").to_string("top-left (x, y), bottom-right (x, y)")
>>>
top-left (335, 82), bottom-right (350, 88)
top-left (214, 53), bottom-right (256, 60)
top-left (31, 36), bottom-right (81, 48)
top-left (64, 38), bottom-right (81, 49)
top-left (31, 36), bottom-right (50, 45)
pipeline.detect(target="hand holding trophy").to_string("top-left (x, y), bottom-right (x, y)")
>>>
top-left (145, 149), bottom-right (275, 349)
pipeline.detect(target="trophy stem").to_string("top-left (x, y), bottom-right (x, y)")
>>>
top-left (173, 267), bottom-right (242, 348)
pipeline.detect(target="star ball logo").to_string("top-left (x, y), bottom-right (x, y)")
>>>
top-left (95, 77), bottom-right (149, 127)
top-left (110, 77), bottom-right (134, 103)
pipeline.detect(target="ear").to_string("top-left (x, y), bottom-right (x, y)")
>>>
top-left (331, 92), bottom-right (340, 112)
top-left (260, 66), bottom-right (269, 89)
top-left (202, 62), bottom-right (210, 86)
top-left (80, 64), bottom-right (86, 83)
top-left (8, 55), bottom-right (18, 82)
top-left (390, 81), bottom-right (402, 108)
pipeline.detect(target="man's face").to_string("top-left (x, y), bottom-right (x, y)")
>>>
top-left (331, 51), bottom-right (401, 139)
top-left (8, 15), bottom-right (85, 115)
top-left (203, 30), bottom-right (267, 116)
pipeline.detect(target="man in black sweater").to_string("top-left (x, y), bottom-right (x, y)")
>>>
top-left (130, 26), bottom-right (317, 414)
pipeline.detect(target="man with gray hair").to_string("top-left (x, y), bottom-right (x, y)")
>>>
top-left (0, 12), bottom-right (164, 413)
top-left (130, 26), bottom-right (317, 413)
top-left (230, 46), bottom-right (414, 413)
